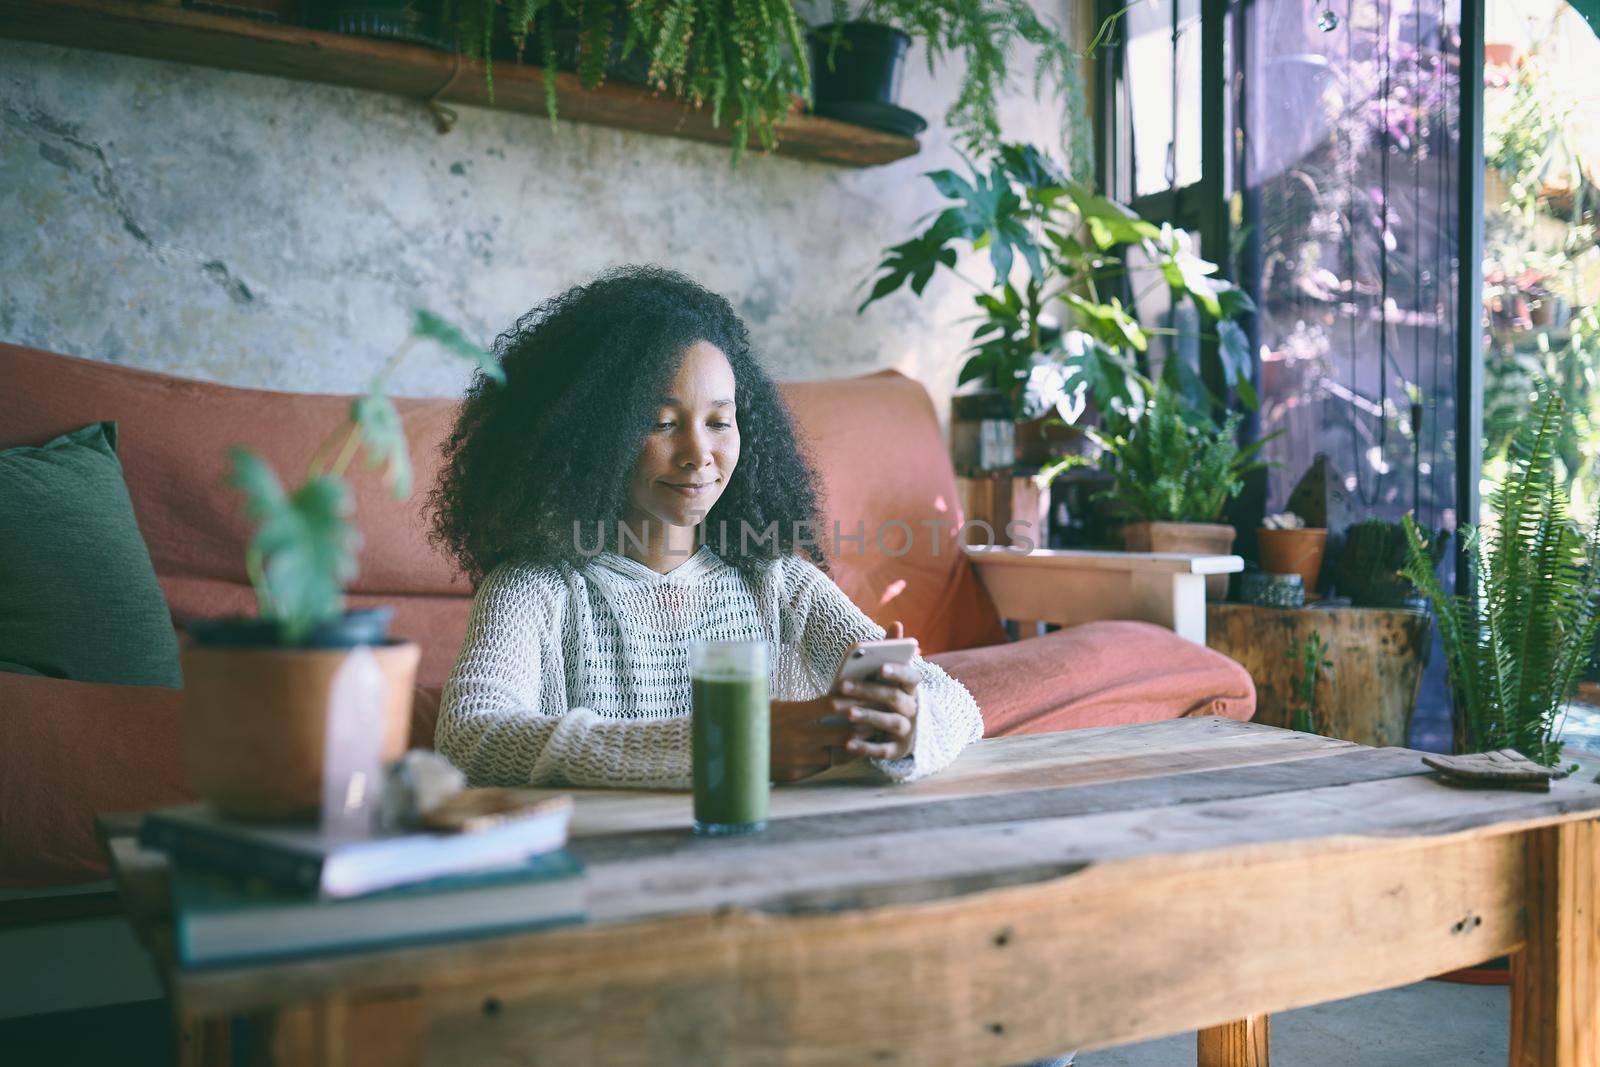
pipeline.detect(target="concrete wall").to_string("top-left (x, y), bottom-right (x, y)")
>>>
top-left (1, 8), bottom-right (1090, 420)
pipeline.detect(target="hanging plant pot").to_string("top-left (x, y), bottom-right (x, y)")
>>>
top-left (807, 22), bottom-right (926, 137)
top-left (809, 22), bottom-right (910, 105)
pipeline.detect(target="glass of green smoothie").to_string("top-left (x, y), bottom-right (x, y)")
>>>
top-left (689, 639), bottom-right (770, 836)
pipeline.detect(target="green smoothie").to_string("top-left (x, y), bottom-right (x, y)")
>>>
top-left (691, 671), bottom-right (770, 835)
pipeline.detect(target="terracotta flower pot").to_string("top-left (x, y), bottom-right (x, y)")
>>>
top-left (1121, 521), bottom-right (1238, 600)
top-left (180, 641), bottom-right (420, 821)
top-left (1257, 527), bottom-right (1329, 600)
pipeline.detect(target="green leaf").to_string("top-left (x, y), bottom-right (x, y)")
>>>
top-left (351, 392), bottom-right (413, 501)
top-left (1217, 320), bottom-right (1253, 388)
top-left (411, 310), bottom-right (502, 384)
top-left (227, 450), bottom-right (359, 644)
top-left (1065, 292), bottom-right (1147, 352)
top-left (1068, 185), bottom-right (1160, 248)
top-left (1214, 279), bottom-right (1256, 318)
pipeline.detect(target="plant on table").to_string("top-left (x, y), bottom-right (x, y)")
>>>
top-left (183, 311), bottom-right (502, 822)
top-left (1402, 389), bottom-right (1600, 766)
top-left (227, 311), bottom-right (503, 645)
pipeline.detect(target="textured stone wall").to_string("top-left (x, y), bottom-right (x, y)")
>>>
top-left (1, 10), bottom-right (1087, 418)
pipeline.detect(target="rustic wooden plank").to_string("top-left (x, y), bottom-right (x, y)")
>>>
top-left (168, 770), bottom-right (1600, 1015)
top-left (565, 718), bottom-right (1359, 836)
top-left (1197, 1016), bottom-right (1270, 1067)
top-left (570, 747), bottom-right (1438, 864)
top-left (371, 832), bottom-right (1517, 1065)
top-left (1510, 818), bottom-right (1600, 1066)
top-left (0, 0), bottom-right (918, 167)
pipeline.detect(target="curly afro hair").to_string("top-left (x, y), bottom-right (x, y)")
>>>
top-left (426, 265), bottom-right (827, 587)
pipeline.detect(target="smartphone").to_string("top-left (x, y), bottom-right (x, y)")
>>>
top-left (833, 637), bottom-right (919, 687)
top-left (818, 637), bottom-right (920, 729)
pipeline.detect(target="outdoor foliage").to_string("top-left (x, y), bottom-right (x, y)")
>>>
top-left (437, 0), bottom-right (1091, 166)
top-left (1402, 390), bottom-right (1600, 765)
top-left (228, 311), bottom-right (502, 645)
top-left (1092, 385), bottom-right (1269, 525)
top-left (859, 143), bottom-right (1256, 427)
top-left (1287, 631), bottom-right (1333, 736)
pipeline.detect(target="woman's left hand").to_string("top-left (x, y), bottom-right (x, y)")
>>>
top-left (839, 660), bottom-right (919, 762)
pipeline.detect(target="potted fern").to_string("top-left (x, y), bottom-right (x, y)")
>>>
top-left (181, 312), bottom-right (502, 821)
top-left (430, 0), bottom-right (1086, 164)
top-left (1095, 386), bottom-right (1269, 599)
top-left (1402, 389), bottom-right (1600, 765)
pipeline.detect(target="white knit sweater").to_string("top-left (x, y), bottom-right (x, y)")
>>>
top-left (436, 546), bottom-right (983, 788)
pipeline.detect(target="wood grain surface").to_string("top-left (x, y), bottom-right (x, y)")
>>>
top-left (99, 718), bottom-right (1600, 1065)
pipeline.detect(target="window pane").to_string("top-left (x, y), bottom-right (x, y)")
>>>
top-left (1125, 0), bottom-right (1205, 198)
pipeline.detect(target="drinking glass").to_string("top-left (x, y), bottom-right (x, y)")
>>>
top-left (689, 640), bottom-right (770, 836)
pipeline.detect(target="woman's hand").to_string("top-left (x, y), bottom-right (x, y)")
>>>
top-left (769, 697), bottom-right (859, 782)
top-left (838, 660), bottom-right (920, 762)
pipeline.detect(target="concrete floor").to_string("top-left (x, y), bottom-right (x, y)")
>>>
top-left (1077, 979), bottom-right (1508, 1066)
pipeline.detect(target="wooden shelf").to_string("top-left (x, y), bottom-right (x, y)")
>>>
top-left (0, 0), bottom-right (921, 168)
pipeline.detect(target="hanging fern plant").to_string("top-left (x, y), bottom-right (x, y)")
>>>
top-left (1402, 388), bottom-right (1600, 766)
top-left (433, 0), bottom-right (1095, 167)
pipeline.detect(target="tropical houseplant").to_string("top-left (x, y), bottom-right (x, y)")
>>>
top-left (1093, 385), bottom-right (1269, 599)
top-left (1402, 389), bottom-right (1600, 765)
top-left (182, 311), bottom-right (502, 820)
top-left (858, 142), bottom-right (1258, 472)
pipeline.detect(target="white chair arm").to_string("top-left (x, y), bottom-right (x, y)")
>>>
top-left (962, 546), bottom-right (1244, 644)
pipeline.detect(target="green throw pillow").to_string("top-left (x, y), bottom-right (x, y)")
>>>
top-left (0, 421), bottom-right (181, 687)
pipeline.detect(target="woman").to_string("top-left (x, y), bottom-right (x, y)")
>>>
top-left (426, 264), bottom-right (982, 788)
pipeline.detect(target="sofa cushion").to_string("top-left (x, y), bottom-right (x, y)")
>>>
top-left (929, 621), bottom-right (1256, 736)
top-left (0, 673), bottom-right (193, 886)
top-left (0, 421), bottom-right (182, 687)
top-left (0, 674), bottom-right (449, 888)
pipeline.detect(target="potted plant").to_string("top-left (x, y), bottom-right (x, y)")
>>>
top-left (1402, 388), bottom-right (1600, 765)
top-left (428, 0), bottom-right (1088, 164)
top-left (1335, 516), bottom-right (1447, 609)
top-left (1094, 386), bottom-right (1268, 600)
top-left (858, 143), bottom-right (1258, 476)
top-left (1258, 511), bottom-right (1328, 600)
top-left (182, 311), bottom-right (502, 821)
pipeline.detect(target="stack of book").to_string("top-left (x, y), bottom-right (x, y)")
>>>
top-left (138, 796), bottom-right (585, 968)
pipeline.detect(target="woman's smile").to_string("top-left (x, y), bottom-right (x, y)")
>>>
top-left (662, 476), bottom-right (721, 497)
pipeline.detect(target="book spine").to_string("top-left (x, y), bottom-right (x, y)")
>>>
top-left (140, 820), bottom-right (323, 894)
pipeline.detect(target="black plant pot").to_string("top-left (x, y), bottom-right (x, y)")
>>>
top-left (188, 607), bottom-right (395, 650)
top-left (304, 0), bottom-right (451, 51)
top-left (808, 22), bottom-right (910, 106)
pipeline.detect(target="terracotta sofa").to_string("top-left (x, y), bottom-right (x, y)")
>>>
top-left (0, 342), bottom-right (1254, 888)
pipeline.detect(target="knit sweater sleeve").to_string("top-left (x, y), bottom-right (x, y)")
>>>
top-left (779, 555), bottom-right (983, 783)
top-left (435, 562), bottom-right (693, 789)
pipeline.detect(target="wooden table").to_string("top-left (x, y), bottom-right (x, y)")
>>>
top-left (100, 718), bottom-right (1600, 1066)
